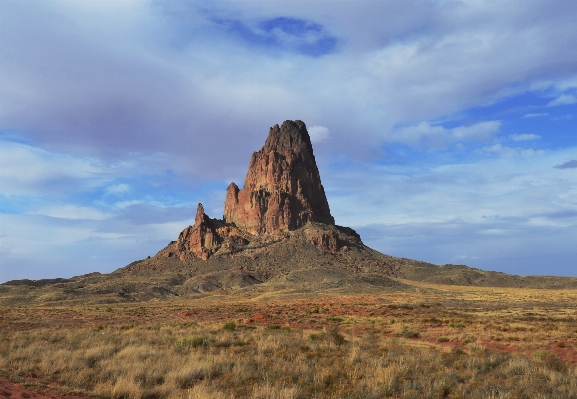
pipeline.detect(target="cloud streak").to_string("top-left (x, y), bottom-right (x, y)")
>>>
top-left (555, 160), bottom-right (577, 169)
top-left (390, 121), bottom-right (501, 149)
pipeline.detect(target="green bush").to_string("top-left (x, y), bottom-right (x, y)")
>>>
top-left (223, 322), bottom-right (236, 331)
top-left (178, 336), bottom-right (205, 348)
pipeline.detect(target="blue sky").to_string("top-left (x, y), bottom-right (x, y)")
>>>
top-left (1, 0), bottom-right (576, 282)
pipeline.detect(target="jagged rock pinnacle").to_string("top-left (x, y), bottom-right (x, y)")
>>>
top-left (224, 120), bottom-right (334, 235)
top-left (170, 120), bottom-right (345, 261)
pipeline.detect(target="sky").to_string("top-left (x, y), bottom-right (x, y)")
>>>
top-left (1, 0), bottom-right (576, 283)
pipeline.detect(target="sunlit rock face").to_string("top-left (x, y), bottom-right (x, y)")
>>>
top-left (223, 120), bottom-right (334, 236)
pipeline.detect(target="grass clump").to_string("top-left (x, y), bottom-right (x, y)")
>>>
top-left (177, 336), bottom-right (205, 349)
top-left (398, 325), bottom-right (420, 338)
top-left (121, 324), bottom-right (135, 330)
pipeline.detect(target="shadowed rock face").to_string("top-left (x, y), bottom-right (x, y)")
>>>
top-left (224, 120), bottom-right (334, 235)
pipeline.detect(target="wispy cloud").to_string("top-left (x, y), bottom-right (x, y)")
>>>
top-left (510, 133), bottom-right (540, 141)
top-left (106, 184), bottom-right (131, 196)
top-left (30, 205), bottom-right (111, 220)
top-left (390, 121), bottom-right (501, 149)
top-left (523, 113), bottom-right (548, 118)
top-left (0, 141), bottom-right (105, 197)
top-left (547, 94), bottom-right (577, 107)
top-left (480, 144), bottom-right (546, 158)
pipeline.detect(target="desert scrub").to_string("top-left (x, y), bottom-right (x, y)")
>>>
top-left (2, 324), bottom-right (577, 399)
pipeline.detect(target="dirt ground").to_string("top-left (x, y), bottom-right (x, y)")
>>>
top-left (0, 377), bottom-right (90, 399)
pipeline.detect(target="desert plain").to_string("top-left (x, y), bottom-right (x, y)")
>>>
top-left (1, 278), bottom-right (577, 399)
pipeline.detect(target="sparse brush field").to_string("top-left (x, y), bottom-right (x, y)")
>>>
top-left (1, 282), bottom-right (577, 398)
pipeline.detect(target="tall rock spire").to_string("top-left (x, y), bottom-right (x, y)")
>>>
top-left (224, 120), bottom-right (334, 235)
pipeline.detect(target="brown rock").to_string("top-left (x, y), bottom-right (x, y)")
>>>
top-left (308, 229), bottom-right (340, 252)
top-left (175, 203), bottom-right (252, 260)
top-left (176, 203), bottom-right (220, 260)
top-left (224, 120), bottom-right (334, 235)
top-left (168, 120), bottom-right (353, 261)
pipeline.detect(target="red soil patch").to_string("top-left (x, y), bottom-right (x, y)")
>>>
top-left (0, 377), bottom-right (88, 399)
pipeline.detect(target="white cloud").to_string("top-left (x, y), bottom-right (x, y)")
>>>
top-left (547, 94), bottom-right (577, 107)
top-left (551, 114), bottom-right (573, 121)
top-left (480, 144), bottom-right (546, 158)
top-left (106, 184), bottom-right (130, 195)
top-left (0, 211), bottom-right (197, 282)
top-left (2, 0), bottom-right (577, 168)
top-left (30, 205), bottom-right (110, 220)
top-left (0, 141), bottom-right (103, 196)
top-left (391, 120), bottom-right (500, 149)
top-left (510, 133), bottom-right (540, 141)
top-left (308, 125), bottom-right (330, 143)
top-left (326, 146), bottom-right (576, 228)
top-left (522, 113), bottom-right (548, 118)
top-left (0, 140), bottom-right (168, 198)
top-left (452, 121), bottom-right (501, 141)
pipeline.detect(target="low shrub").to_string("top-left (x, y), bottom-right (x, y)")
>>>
top-left (398, 326), bottom-right (420, 338)
top-left (121, 324), bottom-right (135, 330)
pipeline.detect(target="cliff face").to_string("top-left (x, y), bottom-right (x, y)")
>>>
top-left (223, 120), bottom-right (334, 235)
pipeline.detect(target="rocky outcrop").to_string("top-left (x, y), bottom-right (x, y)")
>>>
top-left (175, 204), bottom-right (251, 260)
top-left (223, 120), bottom-right (334, 236)
top-left (176, 204), bottom-right (218, 260)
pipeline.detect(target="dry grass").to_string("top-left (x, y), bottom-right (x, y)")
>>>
top-left (2, 321), bottom-right (577, 398)
top-left (1, 283), bottom-right (577, 398)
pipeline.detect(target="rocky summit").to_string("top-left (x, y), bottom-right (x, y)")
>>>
top-left (224, 120), bottom-right (334, 235)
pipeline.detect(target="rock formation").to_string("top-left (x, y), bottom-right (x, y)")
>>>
top-left (169, 120), bottom-right (355, 261)
top-left (174, 203), bottom-right (250, 260)
top-left (175, 204), bottom-right (219, 260)
top-left (224, 120), bottom-right (334, 235)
